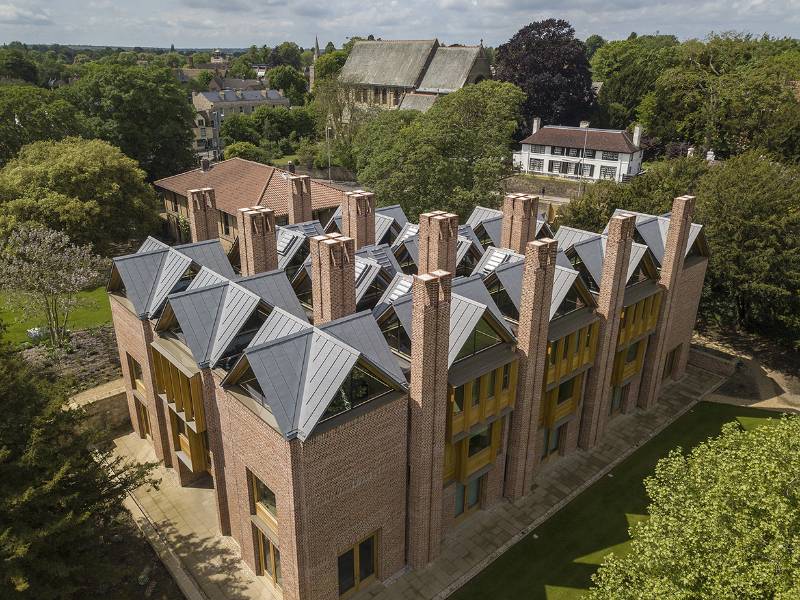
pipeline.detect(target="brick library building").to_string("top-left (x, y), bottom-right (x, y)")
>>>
top-left (108, 170), bottom-right (708, 600)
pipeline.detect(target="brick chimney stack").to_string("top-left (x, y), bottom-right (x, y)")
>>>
top-left (341, 190), bottom-right (375, 249)
top-left (417, 211), bottom-right (458, 275)
top-left (187, 187), bottom-right (219, 242)
top-left (309, 233), bottom-right (356, 325)
top-left (637, 195), bottom-right (696, 409)
top-left (579, 215), bottom-right (635, 450)
top-left (287, 174), bottom-right (313, 224)
top-left (237, 206), bottom-right (278, 276)
top-left (504, 238), bottom-right (557, 500)
top-left (407, 269), bottom-right (452, 568)
top-left (531, 116), bottom-right (541, 134)
top-left (500, 193), bottom-right (539, 254)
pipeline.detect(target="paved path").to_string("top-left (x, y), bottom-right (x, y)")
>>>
top-left (70, 377), bottom-right (125, 408)
top-left (114, 365), bottom-right (724, 600)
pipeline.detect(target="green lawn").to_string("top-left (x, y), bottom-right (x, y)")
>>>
top-left (451, 402), bottom-right (779, 600)
top-left (0, 287), bottom-right (112, 344)
top-left (272, 153), bottom-right (299, 167)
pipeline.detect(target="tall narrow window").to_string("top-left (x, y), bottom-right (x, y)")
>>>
top-left (467, 426), bottom-right (491, 457)
top-left (256, 528), bottom-right (281, 588)
top-left (487, 370), bottom-right (497, 398)
top-left (453, 386), bottom-right (464, 414)
top-left (455, 476), bottom-right (482, 517)
top-left (127, 354), bottom-right (145, 395)
top-left (338, 533), bottom-right (377, 596)
top-left (252, 473), bottom-right (277, 526)
top-left (502, 363), bottom-right (511, 390)
top-left (471, 379), bottom-right (480, 406)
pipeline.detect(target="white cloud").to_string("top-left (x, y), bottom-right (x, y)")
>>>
top-left (0, 0), bottom-right (797, 47)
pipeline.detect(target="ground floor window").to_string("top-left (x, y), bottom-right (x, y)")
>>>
top-left (455, 476), bottom-right (482, 518)
top-left (135, 397), bottom-right (151, 438)
top-left (542, 422), bottom-right (566, 458)
top-left (610, 383), bottom-right (629, 416)
top-left (529, 157), bottom-right (544, 172)
top-left (338, 533), bottom-right (377, 596)
top-left (256, 528), bottom-right (281, 588)
top-left (600, 165), bottom-right (617, 180)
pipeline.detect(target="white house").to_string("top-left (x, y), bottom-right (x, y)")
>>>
top-left (513, 118), bottom-right (644, 183)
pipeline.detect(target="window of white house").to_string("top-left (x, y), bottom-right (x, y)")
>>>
top-left (549, 160), bottom-right (562, 173)
top-left (529, 144), bottom-right (546, 154)
top-left (567, 147), bottom-right (580, 157)
top-left (529, 158), bottom-right (544, 172)
top-left (584, 149), bottom-right (596, 159)
top-left (601, 151), bottom-right (619, 161)
top-left (580, 163), bottom-right (594, 177)
top-left (599, 166), bottom-right (617, 180)
top-left (551, 146), bottom-right (564, 155)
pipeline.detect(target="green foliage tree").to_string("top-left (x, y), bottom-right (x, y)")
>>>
top-left (314, 50), bottom-right (348, 82)
top-left (0, 337), bottom-right (154, 597)
top-left (0, 48), bottom-right (38, 83)
top-left (591, 35), bottom-right (680, 128)
top-left (0, 137), bottom-right (160, 252)
top-left (356, 80), bottom-right (525, 219)
top-left (227, 55), bottom-right (256, 79)
top-left (223, 141), bottom-right (273, 164)
top-left (219, 113), bottom-right (261, 147)
top-left (585, 34), bottom-right (606, 60)
top-left (58, 63), bottom-right (195, 180)
top-left (0, 84), bottom-right (85, 166)
top-left (251, 105), bottom-right (315, 142)
top-left (272, 41), bottom-right (303, 70)
top-left (588, 416), bottom-right (800, 599)
top-left (194, 70), bottom-right (214, 88)
top-left (352, 109), bottom-right (419, 173)
top-left (265, 65), bottom-right (307, 105)
top-left (494, 19), bottom-right (593, 133)
top-left (191, 51), bottom-right (211, 66)
top-left (694, 152), bottom-right (800, 343)
top-left (324, 41), bottom-right (336, 54)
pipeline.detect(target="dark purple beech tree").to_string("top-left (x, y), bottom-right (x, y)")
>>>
top-left (495, 19), bottom-right (594, 136)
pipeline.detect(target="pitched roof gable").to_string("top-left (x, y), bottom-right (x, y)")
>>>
top-left (520, 126), bottom-right (639, 154)
top-left (339, 39), bottom-right (438, 88)
top-left (417, 45), bottom-right (482, 93)
top-left (604, 209), bottom-right (706, 265)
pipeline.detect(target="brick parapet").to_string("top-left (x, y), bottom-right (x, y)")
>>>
top-left (237, 206), bottom-right (278, 276)
top-left (187, 187), bottom-right (219, 242)
top-left (310, 233), bottom-right (356, 324)
top-left (288, 175), bottom-right (313, 224)
top-left (500, 193), bottom-right (539, 254)
top-left (341, 190), bottom-right (376, 249)
top-left (418, 211), bottom-right (458, 275)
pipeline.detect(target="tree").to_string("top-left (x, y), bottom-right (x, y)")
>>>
top-left (265, 65), bottom-right (307, 106)
top-left (0, 336), bottom-right (154, 596)
top-left (272, 41), bottom-right (303, 70)
top-left (588, 416), bottom-right (800, 599)
top-left (694, 152), bottom-right (800, 345)
top-left (324, 41), bottom-right (336, 54)
top-left (191, 51), bottom-right (210, 66)
top-left (251, 105), bottom-right (315, 142)
top-left (0, 225), bottom-right (104, 346)
top-left (591, 35), bottom-right (680, 128)
top-left (356, 80), bottom-right (525, 219)
top-left (352, 109), bottom-right (419, 173)
top-left (219, 113), bottom-right (261, 147)
top-left (223, 141), bottom-right (273, 164)
top-left (194, 70), bottom-right (214, 88)
top-left (0, 85), bottom-right (84, 166)
top-left (314, 50), bottom-right (348, 83)
top-left (585, 34), bottom-right (607, 60)
top-left (494, 19), bottom-right (593, 133)
top-left (0, 137), bottom-right (160, 252)
top-left (0, 48), bottom-right (38, 83)
top-left (227, 56), bottom-right (256, 79)
top-left (559, 156), bottom-right (709, 231)
top-left (58, 63), bottom-right (195, 180)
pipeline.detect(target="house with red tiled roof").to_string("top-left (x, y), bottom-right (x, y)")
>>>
top-left (513, 118), bottom-right (644, 183)
top-left (154, 157), bottom-right (346, 247)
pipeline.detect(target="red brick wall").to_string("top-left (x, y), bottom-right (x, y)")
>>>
top-left (666, 257), bottom-right (708, 379)
top-left (109, 294), bottom-right (171, 466)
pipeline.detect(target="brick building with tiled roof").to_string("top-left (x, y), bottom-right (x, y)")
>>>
top-left (154, 157), bottom-right (347, 249)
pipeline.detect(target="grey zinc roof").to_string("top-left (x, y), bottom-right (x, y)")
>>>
top-left (248, 308), bottom-right (311, 348)
top-left (198, 89), bottom-right (288, 104)
top-left (480, 217), bottom-right (503, 246)
top-left (354, 256), bottom-right (385, 303)
top-left (398, 93), bottom-right (438, 112)
top-left (554, 226), bottom-right (600, 252)
top-left (466, 206), bottom-right (551, 247)
top-left (493, 261), bottom-right (582, 320)
top-left (471, 246), bottom-right (524, 278)
top-left (452, 275), bottom-right (511, 332)
top-left (275, 221), bottom-right (322, 270)
top-left (604, 209), bottom-right (704, 265)
top-left (188, 266), bottom-right (229, 290)
top-left (160, 279), bottom-right (261, 368)
top-left (237, 270), bottom-right (307, 320)
top-left (388, 291), bottom-right (513, 367)
top-left (174, 239), bottom-right (236, 279)
top-left (339, 39), bottom-right (438, 88)
top-left (325, 205), bottom-right (408, 243)
top-left (571, 235), bottom-right (650, 288)
top-left (230, 310), bottom-right (406, 441)
top-left (281, 220), bottom-right (324, 238)
top-left (391, 222), bottom-right (419, 249)
top-left (373, 273), bottom-right (414, 318)
top-left (356, 244), bottom-right (402, 277)
top-left (417, 46), bottom-right (481, 93)
top-left (467, 206), bottom-right (503, 228)
top-left (138, 236), bottom-right (169, 253)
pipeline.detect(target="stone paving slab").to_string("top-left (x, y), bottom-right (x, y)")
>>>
top-left (356, 365), bottom-right (726, 600)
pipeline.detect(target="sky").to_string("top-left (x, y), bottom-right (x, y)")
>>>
top-left (1, 0), bottom-right (798, 49)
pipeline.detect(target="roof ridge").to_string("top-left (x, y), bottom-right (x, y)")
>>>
top-left (205, 282), bottom-right (230, 363)
top-left (113, 246), bottom-right (169, 263)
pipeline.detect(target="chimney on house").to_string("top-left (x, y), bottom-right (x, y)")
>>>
top-left (309, 233), bottom-right (356, 324)
top-left (286, 160), bottom-right (295, 174)
top-left (407, 269), bottom-right (452, 568)
top-left (579, 214), bottom-right (635, 450)
top-left (531, 117), bottom-right (541, 135)
top-left (417, 211), bottom-right (458, 275)
top-left (219, 89), bottom-right (225, 100)
top-left (580, 120), bottom-right (590, 128)
top-left (201, 158), bottom-right (210, 172)
top-left (341, 190), bottom-right (375, 250)
top-left (504, 237), bottom-right (557, 500)
top-left (237, 207), bottom-right (278, 276)
top-left (632, 125), bottom-right (642, 148)
top-left (500, 193), bottom-right (539, 254)
top-left (186, 187), bottom-right (219, 242)
top-left (287, 174), bottom-right (313, 224)
top-left (637, 195), bottom-right (696, 410)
